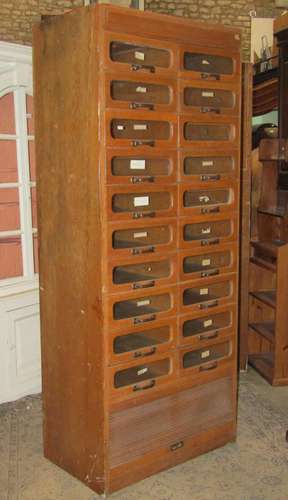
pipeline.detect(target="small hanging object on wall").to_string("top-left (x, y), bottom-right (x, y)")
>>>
top-left (260, 35), bottom-right (273, 72)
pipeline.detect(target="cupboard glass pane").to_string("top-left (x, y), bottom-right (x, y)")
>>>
top-left (114, 358), bottom-right (170, 388)
top-left (111, 80), bottom-right (170, 105)
top-left (0, 236), bottom-right (23, 279)
top-left (110, 41), bottom-right (170, 68)
top-left (0, 93), bottom-right (15, 134)
top-left (184, 52), bottom-right (233, 75)
top-left (0, 140), bottom-right (18, 183)
top-left (114, 326), bottom-right (170, 354)
top-left (0, 188), bottom-right (20, 231)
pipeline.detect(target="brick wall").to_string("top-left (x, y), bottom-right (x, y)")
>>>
top-left (145, 0), bottom-right (284, 60)
top-left (0, 0), bottom-right (285, 58)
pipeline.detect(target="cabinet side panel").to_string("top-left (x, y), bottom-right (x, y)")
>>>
top-left (33, 8), bottom-right (105, 492)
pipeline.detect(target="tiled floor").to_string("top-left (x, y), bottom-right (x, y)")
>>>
top-left (1, 368), bottom-right (288, 500)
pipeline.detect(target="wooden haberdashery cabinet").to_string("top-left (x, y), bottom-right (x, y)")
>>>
top-left (33, 4), bottom-right (242, 494)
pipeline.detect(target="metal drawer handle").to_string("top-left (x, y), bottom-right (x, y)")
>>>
top-left (133, 280), bottom-right (155, 289)
top-left (132, 211), bottom-right (156, 219)
top-left (201, 106), bottom-right (220, 114)
top-left (131, 63), bottom-right (155, 74)
top-left (200, 361), bottom-right (218, 371)
top-left (134, 347), bottom-right (157, 358)
top-left (201, 269), bottom-right (219, 278)
top-left (132, 246), bottom-right (155, 255)
top-left (134, 314), bottom-right (156, 325)
top-left (200, 299), bottom-right (218, 310)
top-left (200, 174), bottom-right (221, 181)
top-left (132, 140), bottom-right (155, 148)
top-left (133, 379), bottom-right (156, 391)
top-left (201, 207), bottom-right (220, 214)
top-left (199, 331), bottom-right (219, 341)
top-left (130, 102), bottom-right (155, 111)
top-left (170, 441), bottom-right (184, 452)
top-left (201, 72), bottom-right (220, 80)
top-left (130, 176), bottom-right (155, 184)
top-left (201, 238), bottom-right (220, 246)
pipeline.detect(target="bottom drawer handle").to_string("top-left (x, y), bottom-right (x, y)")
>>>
top-left (132, 246), bottom-right (155, 255)
top-left (133, 379), bottom-right (156, 391)
top-left (201, 269), bottom-right (219, 278)
top-left (134, 347), bottom-right (157, 358)
top-left (133, 280), bottom-right (155, 289)
top-left (200, 300), bottom-right (218, 310)
top-left (170, 441), bottom-right (184, 452)
top-left (201, 238), bottom-right (220, 246)
top-left (132, 211), bottom-right (156, 219)
top-left (200, 361), bottom-right (218, 372)
top-left (134, 314), bottom-right (156, 325)
top-left (199, 331), bottom-right (219, 341)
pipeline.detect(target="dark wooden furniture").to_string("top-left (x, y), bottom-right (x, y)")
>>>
top-left (33, 5), bottom-right (242, 494)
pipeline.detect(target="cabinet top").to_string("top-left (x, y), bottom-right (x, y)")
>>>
top-left (36, 3), bottom-right (242, 53)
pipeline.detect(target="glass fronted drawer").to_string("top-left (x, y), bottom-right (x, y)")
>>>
top-left (107, 185), bottom-right (177, 220)
top-left (108, 253), bottom-right (177, 292)
top-left (180, 214), bottom-right (238, 249)
top-left (104, 33), bottom-right (177, 75)
top-left (107, 286), bottom-right (177, 328)
top-left (181, 340), bottom-right (232, 373)
top-left (180, 245), bottom-right (235, 281)
top-left (105, 150), bottom-right (177, 184)
top-left (180, 46), bottom-right (239, 82)
top-left (180, 151), bottom-right (237, 181)
top-left (182, 121), bottom-right (235, 144)
top-left (109, 218), bottom-right (177, 258)
top-left (180, 276), bottom-right (236, 313)
top-left (181, 184), bottom-right (236, 215)
top-left (109, 352), bottom-right (177, 400)
top-left (108, 318), bottom-right (177, 364)
top-left (106, 74), bottom-right (176, 113)
top-left (179, 305), bottom-right (235, 346)
top-left (181, 82), bottom-right (238, 116)
top-left (108, 112), bottom-right (177, 147)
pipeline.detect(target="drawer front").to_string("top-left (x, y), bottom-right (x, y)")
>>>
top-left (107, 317), bottom-right (177, 365)
top-left (180, 116), bottom-right (239, 148)
top-left (179, 213), bottom-right (238, 249)
top-left (105, 149), bottom-right (177, 185)
top-left (180, 81), bottom-right (239, 117)
top-left (179, 45), bottom-right (240, 83)
top-left (107, 252), bottom-right (178, 293)
top-left (180, 182), bottom-right (237, 215)
top-left (106, 285), bottom-right (178, 329)
top-left (180, 243), bottom-right (237, 282)
top-left (108, 218), bottom-right (178, 258)
top-left (109, 376), bottom-right (234, 469)
top-left (180, 275), bottom-right (236, 314)
top-left (103, 32), bottom-right (178, 76)
top-left (107, 111), bottom-right (177, 148)
top-left (105, 73), bottom-right (177, 113)
top-left (180, 337), bottom-right (234, 375)
top-left (179, 304), bottom-right (236, 347)
top-left (109, 352), bottom-right (178, 401)
top-left (180, 149), bottom-right (238, 182)
top-left (106, 184), bottom-right (177, 221)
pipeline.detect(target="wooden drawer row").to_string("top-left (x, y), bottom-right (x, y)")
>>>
top-left (104, 110), bottom-right (240, 149)
top-left (107, 214), bottom-right (238, 257)
top-left (100, 32), bottom-right (241, 83)
top-left (105, 242), bottom-right (237, 294)
top-left (104, 182), bottom-right (238, 220)
top-left (107, 303), bottom-right (236, 365)
top-left (104, 148), bottom-right (240, 185)
top-left (104, 274), bottom-right (237, 329)
top-left (108, 334), bottom-right (235, 402)
top-left (104, 72), bottom-right (240, 116)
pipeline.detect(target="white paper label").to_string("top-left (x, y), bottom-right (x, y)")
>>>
top-left (202, 59), bottom-right (210, 65)
top-left (201, 349), bottom-right (210, 359)
top-left (200, 288), bottom-right (209, 295)
top-left (199, 195), bottom-right (210, 203)
top-left (201, 227), bottom-right (211, 234)
top-left (135, 51), bottom-right (145, 61)
top-left (133, 231), bottom-right (148, 239)
top-left (133, 124), bottom-right (147, 131)
top-left (134, 196), bottom-right (149, 207)
top-left (202, 258), bottom-right (211, 267)
top-left (136, 86), bottom-right (147, 93)
top-left (117, 125), bottom-right (125, 130)
top-left (202, 160), bottom-right (214, 167)
top-left (130, 159), bottom-right (146, 170)
top-left (204, 319), bottom-right (213, 327)
top-left (137, 299), bottom-right (150, 307)
top-left (202, 91), bottom-right (215, 98)
top-left (137, 367), bottom-right (148, 376)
